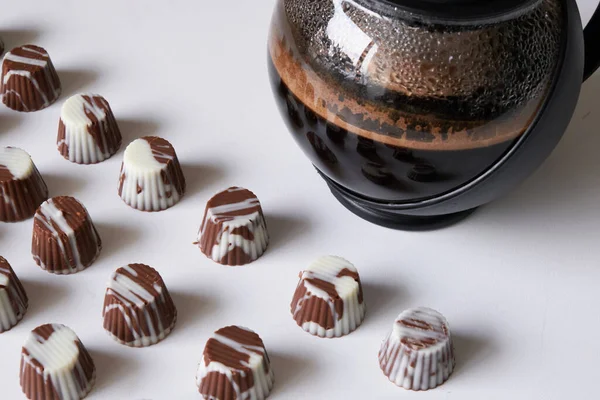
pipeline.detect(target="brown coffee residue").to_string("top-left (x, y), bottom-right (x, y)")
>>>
top-left (268, 22), bottom-right (547, 152)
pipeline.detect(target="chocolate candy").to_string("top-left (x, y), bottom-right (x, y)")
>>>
top-left (32, 196), bottom-right (102, 274)
top-left (196, 325), bottom-right (274, 400)
top-left (197, 187), bottom-right (269, 266)
top-left (102, 263), bottom-right (177, 347)
top-left (291, 256), bottom-right (366, 338)
top-left (0, 147), bottom-right (48, 222)
top-left (57, 94), bottom-right (122, 164)
top-left (118, 136), bottom-right (186, 211)
top-left (0, 257), bottom-right (28, 333)
top-left (379, 307), bottom-right (455, 391)
top-left (1, 45), bottom-right (61, 112)
top-left (0, 38), bottom-right (4, 56)
top-left (20, 324), bottom-right (96, 400)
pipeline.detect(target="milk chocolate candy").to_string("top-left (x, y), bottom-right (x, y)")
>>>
top-left (57, 94), bottom-right (122, 164)
top-left (379, 307), bottom-right (455, 391)
top-left (291, 255), bottom-right (366, 338)
top-left (118, 136), bottom-right (186, 211)
top-left (1, 45), bottom-right (61, 112)
top-left (102, 263), bottom-right (177, 347)
top-left (20, 323), bottom-right (96, 400)
top-left (0, 147), bottom-right (48, 222)
top-left (0, 256), bottom-right (28, 333)
top-left (196, 325), bottom-right (274, 400)
top-left (32, 196), bottom-right (102, 274)
top-left (197, 187), bottom-right (269, 266)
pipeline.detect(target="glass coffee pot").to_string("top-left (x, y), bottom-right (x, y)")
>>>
top-left (267, 0), bottom-right (600, 230)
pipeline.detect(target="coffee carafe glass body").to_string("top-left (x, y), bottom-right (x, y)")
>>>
top-left (268, 0), bottom-right (600, 229)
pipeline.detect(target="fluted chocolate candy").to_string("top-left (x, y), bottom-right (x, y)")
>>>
top-left (57, 94), bottom-right (122, 164)
top-left (0, 146), bottom-right (48, 222)
top-left (197, 187), bottom-right (269, 266)
top-left (103, 263), bottom-right (177, 347)
top-left (1, 45), bottom-right (61, 112)
top-left (0, 256), bottom-right (28, 333)
top-left (379, 307), bottom-right (455, 391)
top-left (196, 325), bottom-right (274, 400)
top-left (118, 136), bottom-right (186, 211)
top-left (291, 255), bottom-right (366, 338)
top-left (20, 323), bottom-right (96, 400)
top-left (32, 196), bottom-right (102, 274)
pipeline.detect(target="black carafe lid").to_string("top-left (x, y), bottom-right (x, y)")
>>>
top-left (367, 0), bottom-right (542, 23)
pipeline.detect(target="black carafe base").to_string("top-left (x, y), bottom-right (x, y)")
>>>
top-left (318, 169), bottom-right (477, 231)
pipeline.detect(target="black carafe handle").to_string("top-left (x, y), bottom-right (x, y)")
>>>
top-left (583, 3), bottom-right (600, 80)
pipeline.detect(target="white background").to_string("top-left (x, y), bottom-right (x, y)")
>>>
top-left (1, 1), bottom-right (600, 399)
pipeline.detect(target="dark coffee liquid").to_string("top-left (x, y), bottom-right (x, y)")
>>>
top-left (268, 58), bottom-right (515, 203)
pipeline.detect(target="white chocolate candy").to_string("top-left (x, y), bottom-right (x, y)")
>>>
top-left (196, 325), bottom-right (274, 400)
top-left (57, 94), bottom-right (122, 164)
top-left (0, 147), bottom-right (48, 222)
top-left (0, 257), bottom-right (28, 333)
top-left (291, 255), bottom-right (366, 338)
top-left (379, 307), bottom-right (455, 391)
top-left (0, 147), bottom-right (33, 179)
top-left (20, 324), bottom-right (96, 400)
top-left (118, 136), bottom-right (186, 212)
top-left (197, 187), bottom-right (269, 266)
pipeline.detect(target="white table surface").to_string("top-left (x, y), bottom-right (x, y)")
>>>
top-left (1, 1), bottom-right (600, 399)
